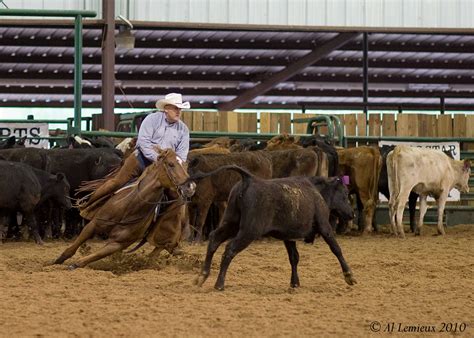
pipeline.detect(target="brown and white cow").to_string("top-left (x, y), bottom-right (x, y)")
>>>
top-left (387, 145), bottom-right (470, 238)
top-left (337, 146), bottom-right (382, 233)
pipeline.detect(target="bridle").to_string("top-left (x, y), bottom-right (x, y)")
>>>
top-left (133, 154), bottom-right (191, 205)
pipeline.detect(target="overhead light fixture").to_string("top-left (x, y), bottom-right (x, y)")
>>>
top-left (115, 15), bottom-right (135, 49)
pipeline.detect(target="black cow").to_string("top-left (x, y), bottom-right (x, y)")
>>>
top-left (192, 166), bottom-right (356, 291)
top-left (84, 136), bottom-right (115, 149)
top-left (47, 148), bottom-right (122, 237)
top-left (0, 161), bottom-right (71, 244)
top-left (0, 136), bottom-right (26, 149)
top-left (0, 148), bottom-right (51, 171)
top-left (303, 176), bottom-right (355, 243)
top-left (48, 148), bottom-right (122, 193)
top-left (297, 135), bottom-right (339, 176)
top-left (62, 136), bottom-right (116, 149)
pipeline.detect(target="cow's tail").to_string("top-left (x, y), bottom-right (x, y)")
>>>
top-left (189, 165), bottom-right (254, 191)
top-left (371, 148), bottom-right (382, 206)
top-left (386, 148), bottom-right (399, 201)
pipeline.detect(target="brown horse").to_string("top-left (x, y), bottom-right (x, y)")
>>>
top-left (53, 148), bottom-right (195, 269)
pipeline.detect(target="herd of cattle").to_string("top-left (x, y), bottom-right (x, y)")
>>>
top-left (0, 132), bottom-right (471, 248)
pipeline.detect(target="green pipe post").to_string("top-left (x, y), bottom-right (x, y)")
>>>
top-left (73, 14), bottom-right (83, 135)
top-left (329, 115), bottom-right (343, 145)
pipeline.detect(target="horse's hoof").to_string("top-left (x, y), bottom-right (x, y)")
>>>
top-left (290, 283), bottom-right (300, 288)
top-left (68, 264), bottom-right (79, 271)
top-left (194, 274), bottom-right (207, 287)
top-left (214, 284), bottom-right (225, 291)
top-left (53, 257), bottom-right (65, 265)
top-left (170, 247), bottom-right (185, 256)
top-left (344, 272), bottom-right (357, 286)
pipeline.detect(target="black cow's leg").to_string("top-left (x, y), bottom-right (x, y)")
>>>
top-left (284, 240), bottom-right (300, 288)
top-left (25, 212), bottom-right (43, 245)
top-left (214, 232), bottom-right (254, 291)
top-left (319, 224), bottom-right (357, 286)
top-left (195, 220), bottom-right (238, 287)
top-left (0, 213), bottom-right (8, 244)
top-left (53, 220), bottom-right (96, 264)
top-left (408, 192), bottom-right (418, 233)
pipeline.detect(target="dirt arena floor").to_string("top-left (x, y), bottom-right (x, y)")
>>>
top-left (1, 224), bottom-right (473, 337)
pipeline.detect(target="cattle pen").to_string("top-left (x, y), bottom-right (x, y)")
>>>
top-left (1, 0), bottom-right (474, 337)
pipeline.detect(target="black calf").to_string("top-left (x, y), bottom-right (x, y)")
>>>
top-left (191, 166), bottom-right (357, 291)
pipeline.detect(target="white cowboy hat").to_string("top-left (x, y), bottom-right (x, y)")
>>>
top-left (155, 93), bottom-right (191, 110)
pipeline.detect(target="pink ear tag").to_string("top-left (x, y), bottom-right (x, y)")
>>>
top-left (342, 175), bottom-right (350, 186)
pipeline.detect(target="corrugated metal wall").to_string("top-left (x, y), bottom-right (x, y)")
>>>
top-left (2, 0), bottom-right (474, 28)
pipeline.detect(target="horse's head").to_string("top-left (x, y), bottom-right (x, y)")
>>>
top-left (155, 148), bottom-right (196, 198)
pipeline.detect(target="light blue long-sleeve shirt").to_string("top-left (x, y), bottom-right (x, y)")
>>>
top-left (137, 112), bottom-right (190, 162)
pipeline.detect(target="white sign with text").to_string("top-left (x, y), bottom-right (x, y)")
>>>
top-left (0, 123), bottom-right (49, 148)
top-left (379, 140), bottom-right (461, 201)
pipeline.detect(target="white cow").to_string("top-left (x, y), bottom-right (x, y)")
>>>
top-left (387, 145), bottom-right (470, 238)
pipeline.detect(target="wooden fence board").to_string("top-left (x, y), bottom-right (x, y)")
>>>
top-left (217, 111), bottom-right (227, 131)
top-left (465, 115), bottom-right (474, 150)
top-left (260, 112), bottom-right (271, 133)
top-left (279, 113), bottom-right (292, 134)
top-left (357, 113), bottom-right (367, 136)
top-left (381, 114), bottom-right (396, 136)
top-left (453, 114), bottom-right (467, 138)
top-left (238, 113), bottom-right (257, 132)
top-left (343, 114), bottom-right (357, 136)
top-left (192, 111), bottom-right (203, 131)
top-left (418, 114), bottom-right (437, 137)
top-left (227, 112), bottom-right (239, 132)
top-left (293, 113), bottom-right (316, 134)
top-left (368, 113), bottom-right (381, 136)
top-left (217, 111), bottom-right (238, 132)
top-left (202, 111), bottom-right (218, 131)
top-left (437, 115), bottom-right (453, 137)
top-left (260, 112), bottom-right (279, 133)
top-left (181, 111), bottom-right (193, 130)
top-left (397, 114), bottom-right (419, 136)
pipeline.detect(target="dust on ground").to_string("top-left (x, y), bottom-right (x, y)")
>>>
top-left (1, 224), bottom-right (473, 337)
